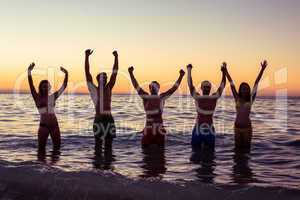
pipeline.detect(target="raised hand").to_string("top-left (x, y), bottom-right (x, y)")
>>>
top-left (60, 67), bottom-right (68, 74)
top-left (179, 69), bottom-right (185, 76)
top-left (28, 62), bottom-right (35, 71)
top-left (85, 49), bottom-right (93, 57)
top-left (261, 60), bottom-right (268, 70)
top-left (112, 50), bottom-right (118, 57)
top-left (187, 64), bottom-right (193, 69)
top-left (128, 66), bottom-right (134, 73)
top-left (221, 62), bottom-right (227, 73)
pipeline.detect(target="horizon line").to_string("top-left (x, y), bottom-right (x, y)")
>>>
top-left (0, 90), bottom-right (299, 98)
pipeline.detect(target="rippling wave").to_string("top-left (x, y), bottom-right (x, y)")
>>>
top-left (0, 94), bottom-right (299, 190)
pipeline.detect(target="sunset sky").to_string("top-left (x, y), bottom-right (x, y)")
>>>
top-left (0, 0), bottom-right (299, 96)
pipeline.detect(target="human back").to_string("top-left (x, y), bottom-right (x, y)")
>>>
top-left (223, 60), bottom-right (268, 151)
top-left (128, 66), bottom-right (185, 147)
top-left (88, 83), bottom-right (113, 116)
top-left (235, 99), bottom-right (252, 128)
top-left (195, 96), bottom-right (218, 126)
top-left (143, 95), bottom-right (164, 125)
top-left (27, 62), bottom-right (68, 153)
top-left (187, 63), bottom-right (227, 150)
top-left (84, 49), bottom-right (119, 153)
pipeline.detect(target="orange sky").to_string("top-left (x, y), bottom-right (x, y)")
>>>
top-left (0, 0), bottom-right (299, 96)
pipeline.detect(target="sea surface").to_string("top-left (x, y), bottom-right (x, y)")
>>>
top-left (0, 94), bottom-right (299, 190)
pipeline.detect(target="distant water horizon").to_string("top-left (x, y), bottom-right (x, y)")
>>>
top-left (0, 90), bottom-right (299, 99)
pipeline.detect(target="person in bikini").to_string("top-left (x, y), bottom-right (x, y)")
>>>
top-left (223, 60), bottom-right (268, 152)
top-left (28, 63), bottom-right (68, 154)
top-left (128, 66), bottom-right (185, 147)
top-left (84, 49), bottom-right (119, 154)
top-left (187, 63), bottom-right (227, 150)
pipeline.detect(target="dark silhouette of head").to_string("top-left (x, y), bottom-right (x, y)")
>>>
top-left (39, 80), bottom-right (51, 96)
top-left (238, 82), bottom-right (251, 102)
top-left (149, 81), bottom-right (160, 95)
top-left (201, 81), bottom-right (212, 95)
top-left (96, 72), bottom-right (107, 86)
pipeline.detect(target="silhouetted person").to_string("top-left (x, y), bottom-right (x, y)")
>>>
top-left (128, 66), bottom-right (185, 147)
top-left (224, 60), bottom-right (268, 152)
top-left (28, 63), bottom-right (68, 154)
top-left (84, 49), bottom-right (118, 154)
top-left (187, 63), bottom-right (226, 150)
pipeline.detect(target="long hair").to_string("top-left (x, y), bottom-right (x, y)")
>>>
top-left (238, 82), bottom-right (251, 102)
top-left (38, 80), bottom-right (50, 96)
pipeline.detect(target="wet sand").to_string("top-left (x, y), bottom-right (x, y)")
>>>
top-left (0, 160), bottom-right (299, 200)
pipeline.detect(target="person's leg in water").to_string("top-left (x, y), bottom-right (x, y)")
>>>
top-left (104, 137), bottom-right (113, 151)
top-left (191, 124), bottom-right (204, 151)
top-left (38, 125), bottom-right (49, 155)
top-left (154, 126), bottom-right (166, 147)
top-left (93, 117), bottom-right (107, 155)
top-left (202, 126), bottom-right (216, 150)
top-left (202, 133), bottom-right (215, 150)
top-left (142, 127), bottom-right (153, 148)
top-left (50, 125), bottom-right (61, 154)
top-left (94, 135), bottom-right (103, 155)
top-left (234, 127), bottom-right (252, 152)
top-left (104, 116), bottom-right (116, 151)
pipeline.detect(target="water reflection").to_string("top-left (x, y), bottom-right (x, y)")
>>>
top-left (1, 94), bottom-right (300, 189)
top-left (92, 148), bottom-right (115, 170)
top-left (140, 146), bottom-right (166, 179)
top-left (37, 150), bottom-right (60, 165)
top-left (190, 149), bottom-right (216, 183)
top-left (232, 151), bottom-right (254, 185)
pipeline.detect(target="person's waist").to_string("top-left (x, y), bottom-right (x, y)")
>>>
top-left (95, 113), bottom-right (113, 118)
top-left (40, 113), bottom-right (57, 118)
top-left (195, 122), bottom-right (215, 129)
top-left (39, 115), bottom-right (58, 126)
top-left (146, 116), bottom-right (163, 123)
top-left (197, 115), bottom-right (213, 124)
top-left (95, 110), bottom-right (112, 116)
top-left (235, 115), bottom-right (251, 122)
top-left (38, 108), bottom-right (55, 114)
top-left (236, 110), bottom-right (251, 118)
top-left (235, 117), bottom-right (251, 125)
top-left (234, 121), bottom-right (252, 129)
top-left (144, 123), bottom-right (165, 133)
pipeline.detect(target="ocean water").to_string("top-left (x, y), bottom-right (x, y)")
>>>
top-left (0, 94), bottom-right (299, 190)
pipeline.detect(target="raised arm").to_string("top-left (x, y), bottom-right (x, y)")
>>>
top-left (85, 49), bottom-right (95, 86)
top-left (160, 69), bottom-right (185, 99)
top-left (107, 50), bottom-right (119, 89)
top-left (212, 62), bottom-right (227, 98)
top-left (54, 67), bottom-right (68, 100)
top-left (27, 62), bottom-right (38, 101)
top-left (187, 64), bottom-right (199, 98)
top-left (252, 60), bottom-right (267, 102)
top-left (128, 66), bottom-right (148, 97)
top-left (223, 66), bottom-right (238, 100)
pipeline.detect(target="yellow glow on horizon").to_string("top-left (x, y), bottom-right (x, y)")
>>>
top-left (0, 1), bottom-right (299, 96)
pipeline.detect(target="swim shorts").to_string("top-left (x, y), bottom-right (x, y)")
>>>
top-left (93, 115), bottom-right (116, 139)
top-left (191, 124), bottom-right (215, 149)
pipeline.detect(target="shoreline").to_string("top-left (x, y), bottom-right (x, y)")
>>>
top-left (0, 160), bottom-right (299, 200)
